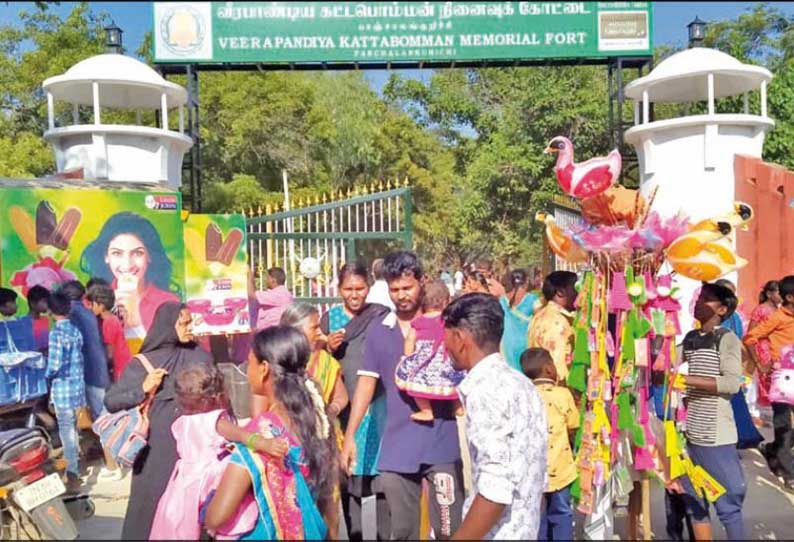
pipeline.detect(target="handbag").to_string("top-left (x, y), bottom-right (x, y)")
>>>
top-left (92, 355), bottom-right (156, 468)
top-left (0, 321), bottom-right (43, 370)
top-left (768, 345), bottom-right (794, 406)
top-left (768, 368), bottom-right (794, 405)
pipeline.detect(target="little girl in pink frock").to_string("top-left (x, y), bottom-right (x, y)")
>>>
top-left (149, 364), bottom-right (287, 540)
top-left (395, 280), bottom-right (465, 421)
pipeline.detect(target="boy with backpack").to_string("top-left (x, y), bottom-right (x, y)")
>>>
top-left (676, 282), bottom-right (745, 540)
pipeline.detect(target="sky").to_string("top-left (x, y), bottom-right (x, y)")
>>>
top-left (2, 1), bottom-right (794, 91)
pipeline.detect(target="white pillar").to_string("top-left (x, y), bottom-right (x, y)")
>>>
top-left (634, 101), bottom-right (639, 125)
top-left (46, 92), bottom-right (54, 130)
top-left (178, 106), bottom-right (184, 133)
top-left (761, 80), bottom-right (768, 117)
top-left (161, 92), bottom-right (168, 130)
top-left (72, 103), bottom-right (79, 125)
top-left (707, 73), bottom-right (714, 115)
top-left (92, 81), bottom-right (101, 125)
top-left (642, 90), bottom-right (649, 123)
top-left (743, 93), bottom-right (749, 114)
top-left (136, 110), bottom-right (142, 125)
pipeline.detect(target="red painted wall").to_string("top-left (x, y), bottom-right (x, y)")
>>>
top-left (735, 155), bottom-right (794, 313)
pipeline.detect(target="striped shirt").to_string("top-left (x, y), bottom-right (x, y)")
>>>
top-left (682, 328), bottom-right (742, 446)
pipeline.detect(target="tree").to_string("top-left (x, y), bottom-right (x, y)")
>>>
top-left (385, 65), bottom-right (609, 265)
top-left (0, 2), bottom-right (106, 177)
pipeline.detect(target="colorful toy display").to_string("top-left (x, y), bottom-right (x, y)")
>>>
top-left (542, 143), bottom-right (750, 526)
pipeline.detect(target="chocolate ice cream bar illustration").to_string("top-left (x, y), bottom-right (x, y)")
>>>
top-left (216, 228), bottom-right (244, 265)
top-left (50, 208), bottom-right (82, 250)
top-left (35, 201), bottom-right (57, 246)
top-left (205, 223), bottom-right (223, 262)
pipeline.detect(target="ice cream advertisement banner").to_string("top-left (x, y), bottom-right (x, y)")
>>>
top-left (0, 185), bottom-right (185, 346)
top-left (183, 213), bottom-right (250, 336)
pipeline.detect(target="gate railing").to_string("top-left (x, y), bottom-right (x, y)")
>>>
top-left (246, 181), bottom-right (413, 306)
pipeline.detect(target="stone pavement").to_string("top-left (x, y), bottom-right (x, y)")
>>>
top-left (76, 465), bottom-right (128, 540)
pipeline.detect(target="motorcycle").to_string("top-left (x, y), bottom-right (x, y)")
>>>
top-left (0, 426), bottom-right (85, 540)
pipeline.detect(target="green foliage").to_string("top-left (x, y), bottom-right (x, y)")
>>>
top-left (703, 3), bottom-right (791, 67)
top-left (765, 60), bottom-right (794, 170)
top-left (0, 2), bottom-right (106, 176)
top-left (203, 173), bottom-right (327, 214)
top-left (386, 65), bottom-right (609, 264)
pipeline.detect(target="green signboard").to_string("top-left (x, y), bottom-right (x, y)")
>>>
top-left (153, 2), bottom-right (653, 65)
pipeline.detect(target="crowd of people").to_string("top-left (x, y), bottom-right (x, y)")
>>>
top-left (2, 250), bottom-right (793, 541)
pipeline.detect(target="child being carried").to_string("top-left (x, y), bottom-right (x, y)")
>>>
top-left (150, 363), bottom-right (288, 540)
top-left (396, 280), bottom-right (465, 422)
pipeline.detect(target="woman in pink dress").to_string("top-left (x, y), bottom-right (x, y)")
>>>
top-left (749, 281), bottom-right (782, 410)
top-left (150, 364), bottom-right (288, 540)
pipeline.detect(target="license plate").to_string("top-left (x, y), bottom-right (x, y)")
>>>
top-left (13, 473), bottom-right (66, 512)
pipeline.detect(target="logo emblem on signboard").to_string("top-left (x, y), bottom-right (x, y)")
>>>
top-left (160, 4), bottom-right (206, 56)
top-left (597, 11), bottom-right (649, 52)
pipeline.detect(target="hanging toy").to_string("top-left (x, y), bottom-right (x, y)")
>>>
top-left (607, 271), bottom-right (632, 313)
top-left (666, 204), bottom-right (753, 281)
top-left (580, 185), bottom-right (646, 227)
top-left (570, 224), bottom-right (634, 254)
top-left (690, 202), bottom-right (753, 233)
top-left (666, 227), bottom-right (747, 281)
top-left (536, 212), bottom-right (588, 263)
top-left (545, 136), bottom-right (621, 199)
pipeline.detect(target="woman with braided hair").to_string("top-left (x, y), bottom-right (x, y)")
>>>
top-left (205, 326), bottom-right (339, 539)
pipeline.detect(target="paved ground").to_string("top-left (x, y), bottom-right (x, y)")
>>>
top-left (74, 466), bottom-right (129, 540)
top-left (75, 425), bottom-right (794, 540)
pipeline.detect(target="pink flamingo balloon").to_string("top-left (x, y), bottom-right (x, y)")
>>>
top-left (545, 136), bottom-right (621, 199)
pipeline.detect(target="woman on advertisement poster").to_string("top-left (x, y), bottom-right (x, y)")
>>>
top-left (80, 212), bottom-right (180, 346)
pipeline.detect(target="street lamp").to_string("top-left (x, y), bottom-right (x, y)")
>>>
top-left (104, 21), bottom-right (123, 54)
top-left (687, 16), bottom-right (706, 48)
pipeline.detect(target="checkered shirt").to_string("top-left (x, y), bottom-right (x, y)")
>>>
top-left (46, 320), bottom-right (86, 410)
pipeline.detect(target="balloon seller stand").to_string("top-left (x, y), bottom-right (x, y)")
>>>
top-left (541, 187), bottom-right (751, 540)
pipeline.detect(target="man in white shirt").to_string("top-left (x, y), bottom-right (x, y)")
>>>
top-left (365, 258), bottom-right (396, 311)
top-left (443, 293), bottom-right (548, 540)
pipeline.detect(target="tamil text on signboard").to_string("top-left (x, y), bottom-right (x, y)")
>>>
top-left (153, 2), bottom-right (653, 65)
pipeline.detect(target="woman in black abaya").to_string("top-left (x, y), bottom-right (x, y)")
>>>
top-left (104, 302), bottom-right (212, 540)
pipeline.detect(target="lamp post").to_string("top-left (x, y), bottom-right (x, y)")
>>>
top-left (687, 16), bottom-right (706, 48)
top-left (104, 22), bottom-right (123, 54)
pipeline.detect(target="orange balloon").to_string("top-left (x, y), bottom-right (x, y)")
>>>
top-left (537, 213), bottom-right (587, 263)
top-left (667, 230), bottom-right (747, 281)
top-left (581, 186), bottom-right (646, 227)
